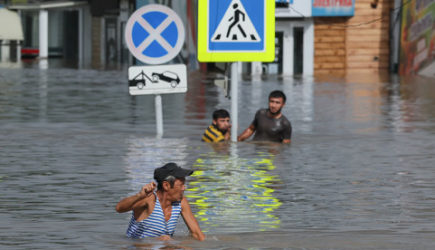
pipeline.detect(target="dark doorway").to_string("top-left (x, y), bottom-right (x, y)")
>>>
top-left (23, 13), bottom-right (37, 48)
top-left (9, 41), bottom-right (18, 62)
top-left (275, 31), bottom-right (283, 74)
top-left (120, 21), bottom-right (129, 63)
top-left (105, 17), bottom-right (118, 64)
top-left (262, 31), bottom-right (283, 75)
top-left (63, 10), bottom-right (78, 61)
top-left (293, 27), bottom-right (304, 75)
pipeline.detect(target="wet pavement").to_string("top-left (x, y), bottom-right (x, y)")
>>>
top-left (1, 61), bottom-right (435, 249)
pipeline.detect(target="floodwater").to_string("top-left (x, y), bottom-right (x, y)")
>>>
top-left (1, 61), bottom-right (435, 249)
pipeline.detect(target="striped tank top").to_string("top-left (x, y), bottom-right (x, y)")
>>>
top-left (126, 193), bottom-right (182, 238)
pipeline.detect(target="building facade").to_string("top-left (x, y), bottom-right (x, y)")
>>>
top-left (6, 0), bottom-right (93, 67)
top-left (399, 0), bottom-right (435, 77)
top-left (0, 6), bottom-right (23, 62)
top-left (4, 0), bottom-right (427, 78)
top-left (2, 0), bottom-right (134, 68)
top-left (264, 0), bottom-right (314, 76)
top-left (314, 0), bottom-right (395, 77)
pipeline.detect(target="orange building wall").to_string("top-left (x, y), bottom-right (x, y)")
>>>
top-left (314, 18), bottom-right (347, 76)
top-left (314, 0), bottom-right (391, 77)
top-left (346, 0), bottom-right (391, 75)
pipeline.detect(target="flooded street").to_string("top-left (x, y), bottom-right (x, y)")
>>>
top-left (1, 63), bottom-right (435, 249)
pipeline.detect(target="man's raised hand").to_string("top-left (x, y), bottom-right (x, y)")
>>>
top-left (138, 182), bottom-right (156, 198)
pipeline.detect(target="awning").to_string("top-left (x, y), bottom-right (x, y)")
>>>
top-left (8, 1), bottom-right (87, 10)
top-left (0, 8), bottom-right (24, 40)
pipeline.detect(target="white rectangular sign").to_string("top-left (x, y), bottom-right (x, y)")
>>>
top-left (128, 64), bottom-right (187, 95)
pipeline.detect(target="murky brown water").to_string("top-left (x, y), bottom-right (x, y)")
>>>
top-left (1, 62), bottom-right (435, 249)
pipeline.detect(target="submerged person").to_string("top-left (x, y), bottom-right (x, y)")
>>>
top-left (238, 90), bottom-right (292, 143)
top-left (115, 163), bottom-right (205, 241)
top-left (202, 109), bottom-right (231, 142)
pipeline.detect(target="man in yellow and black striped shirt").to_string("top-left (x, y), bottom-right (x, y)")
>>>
top-left (202, 109), bottom-right (231, 142)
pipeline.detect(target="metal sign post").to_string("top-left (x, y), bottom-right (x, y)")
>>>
top-left (125, 4), bottom-right (186, 137)
top-left (230, 62), bottom-right (238, 142)
top-left (155, 95), bottom-right (163, 137)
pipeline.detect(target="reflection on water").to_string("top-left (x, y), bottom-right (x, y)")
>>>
top-left (1, 63), bottom-right (435, 249)
top-left (187, 148), bottom-right (282, 232)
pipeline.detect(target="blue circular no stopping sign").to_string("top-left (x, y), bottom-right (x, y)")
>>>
top-left (125, 4), bottom-right (185, 65)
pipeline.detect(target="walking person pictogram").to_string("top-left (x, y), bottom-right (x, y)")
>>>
top-left (210, 0), bottom-right (261, 43)
top-left (226, 3), bottom-right (246, 40)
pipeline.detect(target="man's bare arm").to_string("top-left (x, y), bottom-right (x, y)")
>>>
top-left (237, 124), bottom-right (255, 141)
top-left (282, 139), bottom-right (291, 144)
top-left (181, 198), bottom-right (205, 241)
top-left (115, 182), bottom-right (156, 213)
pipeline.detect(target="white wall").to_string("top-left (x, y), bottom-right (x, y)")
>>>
top-left (276, 19), bottom-right (314, 76)
top-left (39, 10), bottom-right (48, 58)
top-left (1, 40), bottom-right (10, 61)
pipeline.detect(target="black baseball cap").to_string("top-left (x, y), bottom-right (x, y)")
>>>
top-left (154, 163), bottom-right (193, 182)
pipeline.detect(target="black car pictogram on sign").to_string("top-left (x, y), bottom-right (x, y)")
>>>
top-left (151, 71), bottom-right (180, 88)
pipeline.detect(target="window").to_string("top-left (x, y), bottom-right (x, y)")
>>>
top-left (276, 0), bottom-right (291, 8)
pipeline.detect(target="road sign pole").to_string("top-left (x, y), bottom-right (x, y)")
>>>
top-left (198, 0), bottom-right (275, 141)
top-left (155, 94), bottom-right (163, 137)
top-left (231, 62), bottom-right (238, 142)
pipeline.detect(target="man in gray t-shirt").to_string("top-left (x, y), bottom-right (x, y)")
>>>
top-left (238, 90), bottom-right (292, 143)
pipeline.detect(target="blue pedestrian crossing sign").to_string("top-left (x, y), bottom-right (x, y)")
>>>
top-left (125, 4), bottom-right (185, 65)
top-left (198, 0), bottom-right (275, 62)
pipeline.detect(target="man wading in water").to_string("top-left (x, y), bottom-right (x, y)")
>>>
top-left (238, 90), bottom-right (292, 143)
top-left (116, 163), bottom-right (205, 241)
top-left (202, 109), bottom-right (231, 142)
